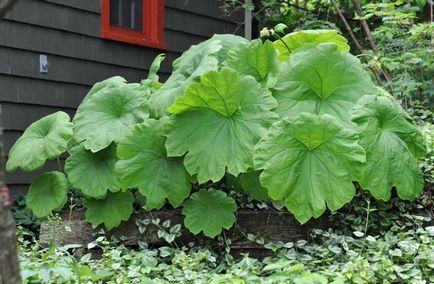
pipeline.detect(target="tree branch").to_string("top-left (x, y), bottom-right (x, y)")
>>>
top-left (0, 0), bottom-right (17, 19)
top-left (352, 0), bottom-right (392, 88)
top-left (330, 0), bottom-right (365, 54)
top-left (352, 0), bottom-right (378, 54)
top-left (330, 0), bottom-right (385, 86)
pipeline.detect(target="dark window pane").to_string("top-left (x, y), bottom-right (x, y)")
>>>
top-left (110, 0), bottom-right (143, 32)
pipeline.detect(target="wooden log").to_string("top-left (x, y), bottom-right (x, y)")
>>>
top-left (40, 209), bottom-right (327, 258)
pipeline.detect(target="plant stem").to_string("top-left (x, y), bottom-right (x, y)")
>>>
top-left (56, 157), bottom-right (62, 172)
top-left (363, 198), bottom-right (371, 237)
top-left (274, 33), bottom-right (291, 55)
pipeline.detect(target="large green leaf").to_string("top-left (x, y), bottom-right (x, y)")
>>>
top-left (150, 39), bottom-right (221, 117)
top-left (254, 113), bottom-right (366, 223)
top-left (27, 171), bottom-right (69, 218)
top-left (208, 34), bottom-right (248, 62)
top-left (225, 39), bottom-right (279, 87)
top-left (83, 191), bottom-right (134, 230)
top-left (351, 95), bottom-right (426, 201)
top-left (6, 111), bottom-right (73, 172)
top-left (166, 68), bottom-right (278, 184)
top-left (182, 188), bottom-right (237, 238)
top-left (272, 43), bottom-right (376, 127)
top-left (116, 119), bottom-right (191, 210)
top-left (239, 171), bottom-right (269, 201)
top-left (65, 143), bottom-right (120, 199)
top-left (274, 30), bottom-right (350, 62)
top-left (73, 84), bottom-right (149, 152)
top-left (82, 76), bottom-right (126, 103)
top-left (150, 35), bottom-right (248, 118)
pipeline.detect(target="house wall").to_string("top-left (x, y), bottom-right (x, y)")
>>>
top-left (0, 0), bottom-right (244, 194)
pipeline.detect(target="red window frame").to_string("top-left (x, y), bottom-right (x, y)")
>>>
top-left (101, 0), bottom-right (166, 50)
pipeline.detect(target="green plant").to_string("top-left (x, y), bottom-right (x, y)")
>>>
top-left (7, 31), bottom-right (426, 238)
top-left (11, 194), bottom-right (40, 237)
top-left (17, 213), bottom-right (434, 283)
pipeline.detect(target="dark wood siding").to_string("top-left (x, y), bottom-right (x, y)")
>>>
top-left (0, 0), bottom-right (244, 194)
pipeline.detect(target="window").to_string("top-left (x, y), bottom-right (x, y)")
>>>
top-left (101, 0), bottom-right (166, 49)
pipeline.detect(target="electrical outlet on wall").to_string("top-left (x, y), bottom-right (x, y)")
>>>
top-left (39, 54), bottom-right (48, 73)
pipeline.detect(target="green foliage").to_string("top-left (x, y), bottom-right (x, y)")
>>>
top-left (182, 188), bottom-right (237, 238)
top-left (351, 95), bottom-right (426, 201)
top-left (166, 68), bottom-right (277, 183)
top-left (142, 53), bottom-right (165, 89)
top-left (255, 113), bottom-right (366, 223)
top-left (274, 30), bottom-right (349, 62)
top-left (65, 143), bottom-right (120, 199)
top-left (7, 30), bottom-right (427, 233)
top-left (116, 119), bottom-right (191, 210)
top-left (224, 39), bottom-right (279, 86)
top-left (82, 76), bottom-right (126, 103)
top-left (363, 2), bottom-right (433, 110)
top-left (26, 172), bottom-right (69, 218)
top-left (420, 123), bottom-right (434, 187)
top-left (17, 202), bottom-right (434, 283)
top-left (150, 34), bottom-right (247, 117)
top-left (238, 171), bottom-right (269, 201)
top-left (12, 194), bottom-right (40, 237)
top-left (83, 191), bottom-right (134, 230)
top-left (273, 43), bottom-right (376, 127)
top-left (6, 111), bottom-right (73, 172)
top-left (73, 83), bottom-right (149, 152)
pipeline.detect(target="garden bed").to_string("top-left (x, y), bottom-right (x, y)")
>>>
top-left (39, 209), bottom-right (327, 258)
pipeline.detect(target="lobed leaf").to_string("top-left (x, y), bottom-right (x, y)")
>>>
top-left (274, 29), bottom-right (349, 62)
top-left (238, 171), bottom-right (269, 201)
top-left (272, 43), bottom-right (376, 127)
top-left (351, 95), bottom-right (426, 201)
top-left (82, 76), bottom-right (126, 104)
top-left (207, 34), bottom-right (248, 62)
top-left (6, 111), bottom-right (73, 172)
top-left (182, 188), bottom-right (237, 238)
top-left (254, 113), bottom-right (366, 223)
top-left (150, 39), bottom-right (221, 117)
top-left (225, 39), bottom-right (279, 87)
top-left (27, 171), bottom-right (69, 218)
top-left (65, 143), bottom-right (120, 199)
top-left (150, 34), bottom-right (248, 118)
top-left (83, 191), bottom-right (134, 230)
top-left (166, 68), bottom-right (278, 184)
top-left (116, 119), bottom-right (191, 210)
top-left (73, 84), bottom-right (150, 152)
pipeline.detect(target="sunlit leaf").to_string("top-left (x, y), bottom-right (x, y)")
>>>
top-left (274, 30), bottom-right (349, 62)
top-left (166, 68), bottom-right (278, 183)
